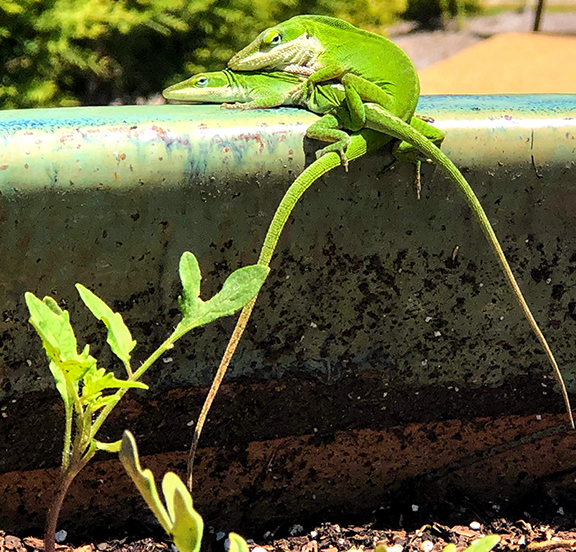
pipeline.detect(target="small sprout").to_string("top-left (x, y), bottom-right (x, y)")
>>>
top-left (120, 431), bottom-right (250, 552)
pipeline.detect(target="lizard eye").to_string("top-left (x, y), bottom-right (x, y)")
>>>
top-left (263, 30), bottom-right (282, 47)
top-left (195, 76), bottom-right (208, 87)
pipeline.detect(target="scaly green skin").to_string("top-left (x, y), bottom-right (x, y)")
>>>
top-left (182, 129), bottom-right (389, 490)
top-left (166, 68), bottom-right (574, 487)
top-left (360, 102), bottom-right (573, 431)
top-left (163, 70), bottom-right (306, 109)
top-left (227, 15), bottom-right (420, 124)
top-left (227, 14), bottom-right (443, 181)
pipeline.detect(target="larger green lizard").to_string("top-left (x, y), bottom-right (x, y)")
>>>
top-left (227, 14), bottom-right (420, 124)
top-left (225, 14), bottom-right (575, 424)
top-left (163, 69), bottom-right (574, 488)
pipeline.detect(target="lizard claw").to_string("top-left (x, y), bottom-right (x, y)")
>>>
top-left (221, 102), bottom-right (248, 110)
top-left (289, 83), bottom-right (306, 103)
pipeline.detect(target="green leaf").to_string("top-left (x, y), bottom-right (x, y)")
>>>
top-left (463, 536), bottom-right (500, 552)
top-left (195, 264), bottom-right (269, 327)
top-left (25, 292), bottom-right (95, 382)
top-left (178, 252), bottom-right (205, 320)
top-left (119, 431), bottom-right (172, 534)
top-left (442, 545), bottom-right (456, 552)
top-left (179, 251), bottom-right (202, 299)
top-left (76, 284), bottom-right (136, 366)
top-left (162, 472), bottom-right (204, 552)
top-left (120, 431), bottom-right (205, 552)
top-left (47, 359), bottom-right (71, 408)
top-left (82, 367), bottom-right (148, 404)
top-left (87, 394), bottom-right (117, 413)
top-left (95, 439), bottom-right (122, 452)
top-left (177, 264), bottom-right (269, 332)
top-left (228, 533), bottom-right (250, 552)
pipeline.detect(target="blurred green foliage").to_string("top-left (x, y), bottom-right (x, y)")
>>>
top-left (401, 0), bottom-right (481, 29)
top-left (0, 0), bottom-right (407, 109)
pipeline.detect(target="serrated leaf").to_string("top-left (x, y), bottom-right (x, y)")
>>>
top-left (228, 533), bottom-right (250, 552)
top-left (82, 367), bottom-right (148, 403)
top-left (163, 472), bottom-right (203, 552)
top-left (177, 264), bottom-right (269, 333)
top-left (87, 394), bottom-right (117, 412)
top-left (76, 284), bottom-right (136, 365)
top-left (119, 431), bottom-right (172, 534)
top-left (25, 292), bottom-right (95, 381)
top-left (26, 292), bottom-right (77, 361)
top-left (95, 439), bottom-right (122, 452)
top-left (463, 536), bottom-right (500, 552)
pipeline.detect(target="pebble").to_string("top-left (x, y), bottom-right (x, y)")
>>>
top-left (289, 524), bottom-right (304, 536)
top-left (469, 521), bottom-right (481, 530)
top-left (421, 541), bottom-right (434, 552)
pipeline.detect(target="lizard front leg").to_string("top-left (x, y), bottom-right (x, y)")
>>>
top-left (222, 89), bottom-right (291, 110)
top-left (305, 112), bottom-right (353, 170)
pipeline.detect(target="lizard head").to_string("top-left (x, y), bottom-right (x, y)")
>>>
top-left (162, 71), bottom-right (240, 103)
top-left (228, 18), bottom-right (323, 74)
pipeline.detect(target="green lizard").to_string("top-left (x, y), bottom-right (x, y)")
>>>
top-left (163, 68), bottom-right (443, 176)
top-left (226, 14), bottom-right (445, 176)
top-left (227, 14), bottom-right (420, 124)
top-left (163, 69), bottom-right (574, 487)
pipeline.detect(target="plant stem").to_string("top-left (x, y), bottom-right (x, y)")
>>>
top-left (61, 401), bottom-right (73, 471)
top-left (44, 459), bottom-right (86, 552)
top-left (90, 327), bottom-right (188, 439)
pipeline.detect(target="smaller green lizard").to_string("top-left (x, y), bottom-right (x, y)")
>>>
top-left (163, 70), bottom-right (574, 488)
top-left (164, 70), bottom-right (443, 175)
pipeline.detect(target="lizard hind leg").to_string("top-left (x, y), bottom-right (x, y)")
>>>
top-left (393, 116), bottom-right (445, 199)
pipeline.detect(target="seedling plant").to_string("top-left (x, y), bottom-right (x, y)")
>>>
top-left (25, 251), bottom-right (269, 552)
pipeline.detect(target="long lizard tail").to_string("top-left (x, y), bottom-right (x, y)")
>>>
top-left (364, 103), bottom-right (574, 430)
top-left (186, 130), bottom-right (390, 490)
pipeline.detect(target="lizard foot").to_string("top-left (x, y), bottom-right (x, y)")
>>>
top-left (317, 145), bottom-right (349, 171)
top-left (289, 83), bottom-right (308, 103)
top-left (221, 102), bottom-right (253, 110)
top-left (414, 160), bottom-right (422, 200)
top-left (416, 114), bottom-right (435, 123)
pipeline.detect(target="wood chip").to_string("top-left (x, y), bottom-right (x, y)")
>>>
top-left (527, 540), bottom-right (576, 551)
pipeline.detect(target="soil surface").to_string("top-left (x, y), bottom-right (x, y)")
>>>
top-left (4, 519), bottom-right (576, 552)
